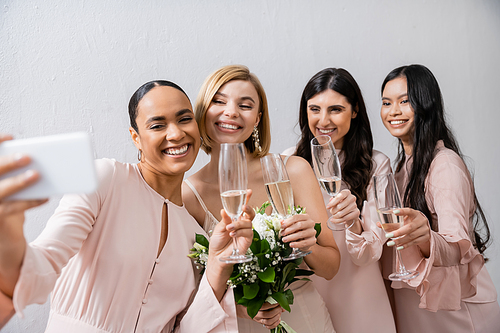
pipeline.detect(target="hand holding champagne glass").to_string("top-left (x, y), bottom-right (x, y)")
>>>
top-left (260, 153), bottom-right (311, 261)
top-left (310, 135), bottom-right (354, 231)
top-left (219, 143), bottom-right (253, 263)
top-left (373, 173), bottom-right (419, 281)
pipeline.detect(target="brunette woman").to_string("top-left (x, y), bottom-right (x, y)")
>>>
top-left (380, 64), bottom-right (500, 332)
top-left (283, 68), bottom-right (396, 333)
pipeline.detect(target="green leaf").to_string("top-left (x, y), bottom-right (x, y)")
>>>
top-left (253, 229), bottom-right (261, 241)
top-left (250, 232), bottom-right (261, 254)
top-left (271, 291), bottom-right (290, 312)
top-left (243, 283), bottom-right (260, 300)
top-left (281, 242), bottom-right (293, 258)
top-left (289, 277), bottom-right (311, 287)
top-left (257, 267), bottom-right (275, 283)
top-left (280, 263), bottom-right (297, 289)
top-left (314, 223), bottom-right (322, 240)
top-left (293, 205), bottom-right (305, 215)
top-left (233, 286), bottom-right (243, 303)
top-left (247, 298), bottom-right (266, 318)
top-left (284, 289), bottom-right (294, 305)
top-left (260, 239), bottom-right (270, 253)
top-left (295, 269), bottom-right (314, 277)
top-left (195, 234), bottom-right (209, 248)
top-left (284, 269), bottom-right (296, 286)
top-left (256, 253), bottom-right (271, 269)
top-left (256, 201), bottom-right (271, 215)
top-left (237, 297), bottom-right (250, 306)
top-left (258, 281), bottom-right (271, 298)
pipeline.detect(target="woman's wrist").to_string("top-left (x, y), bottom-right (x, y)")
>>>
top-left (417, 240), bottom-right (431, 258)
top-left (348, 217), bottom-right (363, 235)
top-left (205, 258), bottom-right (231, 302)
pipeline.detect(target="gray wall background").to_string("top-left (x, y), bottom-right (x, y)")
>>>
top-left (1, 1), bottom-right (499, 331)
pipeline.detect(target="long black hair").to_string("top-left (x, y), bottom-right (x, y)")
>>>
top-left (128, 80), bottom-right (189, 132)
top-left (295, 68), bottom-right (373, 210)
top-left (381, 64), bottom-right (491, 255)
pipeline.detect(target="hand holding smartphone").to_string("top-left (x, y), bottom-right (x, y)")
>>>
top-left (0, 132), bottom-right (97, 200)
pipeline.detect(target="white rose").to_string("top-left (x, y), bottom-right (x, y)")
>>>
top-left (272, 216), bottom-right (281, 232)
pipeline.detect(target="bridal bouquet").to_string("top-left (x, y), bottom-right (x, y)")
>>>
top-left (189, 202), bottom-right (321, 333)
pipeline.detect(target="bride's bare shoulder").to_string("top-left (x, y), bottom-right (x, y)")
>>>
top-left (282, 155), bottom-right (313, 174)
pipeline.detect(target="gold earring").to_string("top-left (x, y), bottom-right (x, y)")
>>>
top-left (252, 126), bottom-right (262, 153)
top-left (137, 149), bottom-right (142, 161)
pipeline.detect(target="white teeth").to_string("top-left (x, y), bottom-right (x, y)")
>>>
top-left (319, 128), bottom-right (335, 134)
top-left (165, 145), bottom-right (188, 155)
top-left (219, 123), bottom-right (239, 130)
top-left (390, 120), bottom-right (407, 125)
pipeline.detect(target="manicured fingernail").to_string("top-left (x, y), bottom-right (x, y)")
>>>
top-left (387, 241), bottom-right (395, 247)
top-left (24, 170), bottom-right (36, 180)
top-left (393, 209), bottom-right (400, 214)
top-left (229, 231), bottom-right (236, 237)
top-left (396, 246), bottom-right (404, 251)
top-left (282, 236), bottom-right (288, 242)
top-left (385, 233), bottom-right (394, 239)
top-left (13, 153), bottom-right (25, 162)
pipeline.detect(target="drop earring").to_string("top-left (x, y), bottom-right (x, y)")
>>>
top-left (137, 149), bottom-right (142, 161)
top-left (252, 126), bottom-right (262, 153)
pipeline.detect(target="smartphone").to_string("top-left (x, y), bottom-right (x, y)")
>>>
top-left (0, 132), bottom-right (98, 200)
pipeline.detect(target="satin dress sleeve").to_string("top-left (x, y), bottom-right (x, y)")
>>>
top-left (345, 150), bottom-right (393, 266)
top-left (396, 145), bottom-right (487, 311)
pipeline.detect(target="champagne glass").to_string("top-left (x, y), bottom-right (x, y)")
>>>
top-left (310, 135), bottom-right (354, 231)
top-left (219, 143), bottom-right (253, 263)
top-left (373, 173), bottom-right (419, 281)
top-left (260, 153), bottom-right (311, 261)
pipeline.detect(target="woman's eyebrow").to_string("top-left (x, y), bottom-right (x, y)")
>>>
top-left (175, 109), bottom-right (194, 117)
top-left (145, 116), bottom-right (166, 125)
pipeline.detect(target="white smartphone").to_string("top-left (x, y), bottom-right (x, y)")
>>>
top-left (0, 132), bottom-right (98, 200)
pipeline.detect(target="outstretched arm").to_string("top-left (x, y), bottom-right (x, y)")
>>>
top-left (0, 135), bottom-right (47, 298)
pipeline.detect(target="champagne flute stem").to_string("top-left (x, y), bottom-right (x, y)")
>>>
top-left (395, 247), bottom-right (409, 274)
top-left (230, 216), bottom-right (242, 257)
top-left (231, 237), bottom-right (240, 256)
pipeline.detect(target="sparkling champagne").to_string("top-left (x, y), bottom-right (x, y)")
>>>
top-left (221, 190), bottom-right (247, 217)
top-left (377, 208), bottom-right (403, 233)
top-left (319, 176), bottom-right (341, 197)
top-left (264, 180), bottom-right (293, 217)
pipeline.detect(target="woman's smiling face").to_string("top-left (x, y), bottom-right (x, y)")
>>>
top-left (205, 80), bottom-right (261, 145)
top-left (380, 76), bottom-right (415, 149)
top-left (131, 85), bottom-right (200, 176)
top-left (307, 89), bottom-right (357, 149)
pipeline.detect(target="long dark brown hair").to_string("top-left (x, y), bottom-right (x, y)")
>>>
top-left (381, 64), bottom-right (491, 255)
top-left (295, 68), bottom-right (373, 210)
